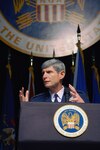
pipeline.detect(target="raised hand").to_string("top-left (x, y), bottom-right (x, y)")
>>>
top-left (19, 87), bottom-right (29, 102)
top-left (68, 84), bottom-right (84, 103)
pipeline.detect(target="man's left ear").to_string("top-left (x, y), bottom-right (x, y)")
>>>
top-left (59, 70), bottom-right (65, 79)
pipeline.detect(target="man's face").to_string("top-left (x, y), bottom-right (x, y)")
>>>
top-left (42, 66), bottom-right (65, 89)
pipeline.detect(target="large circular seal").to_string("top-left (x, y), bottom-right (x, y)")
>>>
top-left (53, 105), bottom-right (88, 137)
top-left (0, 0), bottom-right (100, 57)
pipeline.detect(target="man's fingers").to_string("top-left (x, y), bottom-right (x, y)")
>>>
top-left (25, 90), bottom-right (29, 100)
top-left (69, 84), bottom-right (76, 93)
top-left (21, 87), bottom-right (24, 94)
top-left (70, 91), bottom-right (76, 97)
top-left (19, 87), bottom-right (29, 102)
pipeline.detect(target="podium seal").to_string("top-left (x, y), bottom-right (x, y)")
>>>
top-left (53, 105), bottom-right (88, 137)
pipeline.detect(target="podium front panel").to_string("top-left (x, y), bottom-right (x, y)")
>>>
top-left (18, 102), bottom-right (100, 149)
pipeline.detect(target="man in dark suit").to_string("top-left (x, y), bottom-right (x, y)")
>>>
top-left (19, 59), bottom-right (89, 103)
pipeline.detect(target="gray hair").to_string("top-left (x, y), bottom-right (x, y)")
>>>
top-left (41, 59), bottom-right (66, 73)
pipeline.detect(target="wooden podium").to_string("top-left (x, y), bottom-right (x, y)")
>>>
top-left (18, 102), bottom-right (100, 150)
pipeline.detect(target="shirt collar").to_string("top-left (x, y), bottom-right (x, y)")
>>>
top-left (50, 86), bottom-right (64, 102)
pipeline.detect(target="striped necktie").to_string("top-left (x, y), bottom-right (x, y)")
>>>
top-left (54, 94), bottom-right (58, 102)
